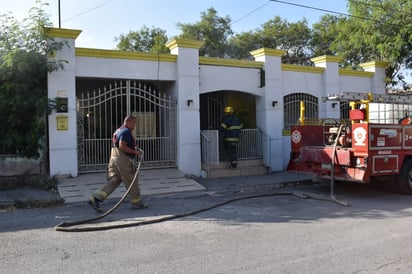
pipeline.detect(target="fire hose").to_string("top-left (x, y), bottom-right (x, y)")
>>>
top-left (55, 150), bottom-right (145, 232)
top-left (330, 124), bottom-right (350, 207)
top-left (55, 152), bottom-right (350, 233)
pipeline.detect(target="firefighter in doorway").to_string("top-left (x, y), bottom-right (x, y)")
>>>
top-left (88, 115), bottom-right (148, 213)
top-left (220, 106), bottom-right (243, 169)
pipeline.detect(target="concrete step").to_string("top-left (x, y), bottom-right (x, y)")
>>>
top-left (204, 159), bottom-right (269, 178)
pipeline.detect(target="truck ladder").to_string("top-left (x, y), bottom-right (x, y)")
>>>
top-left (323, 92), bottom-right (412, 104)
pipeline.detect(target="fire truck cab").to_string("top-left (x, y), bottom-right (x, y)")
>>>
top-left (287, 92), bottom-right (412, 194)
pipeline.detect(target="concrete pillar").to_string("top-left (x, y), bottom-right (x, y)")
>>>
top-left (250, 48), bottom-right (286, 171)
top-left (360, 61), bottom-right (389, 94)
top-left (165, 39), bottom-right (204, 176)
top-left (311, 55), bottom-right (343, 119)
top-left (46, 28), bottom-right (82, 177)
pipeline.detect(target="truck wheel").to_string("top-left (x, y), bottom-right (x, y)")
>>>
top-left (397, 160), bottom-right (412, 194)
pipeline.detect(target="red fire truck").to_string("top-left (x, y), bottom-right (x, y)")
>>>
top-left (287, 92), bottom-right (412, 194)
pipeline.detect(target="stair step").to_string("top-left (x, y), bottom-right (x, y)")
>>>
top-left (204, 159), bottom-right (269, 178)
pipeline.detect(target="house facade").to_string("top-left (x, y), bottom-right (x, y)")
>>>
top-left (46, 28), bottom-right (388, 178)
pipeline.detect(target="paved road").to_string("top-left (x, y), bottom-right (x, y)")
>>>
top-left (1, 181), bottom-right (412, 273)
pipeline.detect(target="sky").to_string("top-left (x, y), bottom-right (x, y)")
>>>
top-left (0, 0), bottom-right (349, 49)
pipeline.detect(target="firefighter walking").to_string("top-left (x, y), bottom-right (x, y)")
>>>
top-left (220, 106), bottom-right (243, 169)
top-left (88, 115), bottom-right (148, 212)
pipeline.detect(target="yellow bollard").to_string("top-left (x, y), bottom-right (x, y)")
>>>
top-left (299, 101), bottom-right (305, 125)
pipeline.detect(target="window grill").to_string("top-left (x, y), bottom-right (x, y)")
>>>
top-left (283, 93), bottom-right (319, 129)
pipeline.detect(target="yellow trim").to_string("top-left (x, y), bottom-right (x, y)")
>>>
top-left (165, 39), bottom-right (204, 50)
top-left (199, 56), bottom-right (263, 68)
top-left (360, 61), bottom-right (390, 69)
top-left (282, 64), bottom-right (324, 74)
top-left (225, 138), bottom-right (239, 141)
top-left (250, 48), bottom-right (286, 58)
top-left (339, 69), bottom-right (374, 78)
top-left (44, 27), bottom-right (82, 39)
top-left (75, 48), bottom-right (177, 62)
top-left (282, 129), bottom-right (291, 136)
top-left (311, 55), bottom-right (343, 64)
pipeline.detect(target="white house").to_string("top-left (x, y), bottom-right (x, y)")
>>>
top-left (46, 28), bottom-right (388, 178)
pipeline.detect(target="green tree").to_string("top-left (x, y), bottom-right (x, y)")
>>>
top-left (260, 17), bottom-right (312, 65)
top-left (176, 7), bottom-right (233, 57)
top-left (228, 16), bottom-right (312, 64)
top-left (227, 30), bottom-right (262, 60)
top-left (328, 0), bottom-right (412, 88)
top-left (311, 14), bottom-right (342, 57)
top-left (114, 25), bottom-right (169, 53)
top-left (0, 1), bottom-right (64, 157)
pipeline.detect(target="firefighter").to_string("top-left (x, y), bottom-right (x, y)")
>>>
top-left (88, 115), bottom-right (148, 213)
top-left (220, 106), bottom-right (243, 169)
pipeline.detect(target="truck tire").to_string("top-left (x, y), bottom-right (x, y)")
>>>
top-left (397, 159), bottom-right (412, 195)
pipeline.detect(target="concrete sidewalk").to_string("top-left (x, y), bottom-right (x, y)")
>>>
top-left (56, 168), bottom-right (206, 203)
top-left (0, 169), bottom-right (313, 209)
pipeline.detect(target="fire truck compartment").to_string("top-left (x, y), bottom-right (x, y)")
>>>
top-left (371, 155), bottom-right (399, 174)
top-left (300, 146), bottom-right (351, 165)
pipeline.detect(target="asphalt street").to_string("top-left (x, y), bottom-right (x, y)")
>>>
top-left (1, 176), bottom-right (412, 273)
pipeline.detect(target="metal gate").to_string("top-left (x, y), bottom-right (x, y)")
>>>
top-left (77, 80), bottom-right (176, 173)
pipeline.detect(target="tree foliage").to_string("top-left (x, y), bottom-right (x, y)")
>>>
top-left (333, 0), bottom-right (412, 88)
top-left (115, 1), bottom-right (412, 88)
top-left (115, 25), bottom-right (169, 53)
top-left (310, 14), bottom-right (342, 57)
top-left (0, 1), bottom-right (64, 157)
top-left (176, 7), bottom-right (233, 57)
top-left (229, 17), bottom-right (312, 64)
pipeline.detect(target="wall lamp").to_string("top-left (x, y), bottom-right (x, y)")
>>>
top-left (187, 99), bottom-right (193, 106)
top-left (332, 103), bottom-right (337, 109)
top-left (272, 101), bottom-right (278, 107)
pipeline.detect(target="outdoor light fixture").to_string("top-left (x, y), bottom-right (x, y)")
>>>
top-left (272, 101), bottom-right (278, 107)
top-left (187, 99), bottom-right (193, 106)
top-left (332, 103), bottom-right (337, 108)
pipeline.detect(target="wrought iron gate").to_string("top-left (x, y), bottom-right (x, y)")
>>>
top-left (77, 80), bottom-right (176, 173)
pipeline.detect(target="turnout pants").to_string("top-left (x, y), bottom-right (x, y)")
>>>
top-left (93, 147), bottom-right (142, 204)
top-left (223, 141), bottom-right (238, 164)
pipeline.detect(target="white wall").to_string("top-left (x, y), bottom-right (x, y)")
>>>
top-left (47, 28), bottom-right (387, 177)
top-left (199, 66), bottom-right (262, 96)
top-left (76, 56), bottom-right (176, 80)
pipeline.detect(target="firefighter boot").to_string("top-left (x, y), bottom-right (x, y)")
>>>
top-left (88, 196), bottom-right (104, 213)
top-left (130, 198), bottom-right (148, 210)
top-left (230, 162), bottom-right (238, 169)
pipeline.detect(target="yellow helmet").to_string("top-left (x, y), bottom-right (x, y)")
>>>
top-left (224, 106), bottom-right (233, 113)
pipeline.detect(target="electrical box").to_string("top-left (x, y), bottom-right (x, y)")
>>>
top-left (56, 115), bottom-right (68, 131)
top-left (56, 97), bottom-right (68, 113)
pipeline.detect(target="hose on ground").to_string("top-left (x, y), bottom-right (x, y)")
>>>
top-left (55, 190), bottom-right (349, 232)
top-left (55, 151), bottom-right (144, 231)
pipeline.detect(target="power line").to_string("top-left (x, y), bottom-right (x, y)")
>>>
top-left (62, 0), bottom-right (117, 23)
top-left (269, 0), bottom-right (391, 25)
top-left (231, 1), bottom-right (272, 26)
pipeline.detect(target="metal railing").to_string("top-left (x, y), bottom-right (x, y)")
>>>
top-left (237, 129), bottom-right (262, 160)
top-left (200, 131), bottom-right (212, 177)
top-left (201, 128), bottom-right (265, 166)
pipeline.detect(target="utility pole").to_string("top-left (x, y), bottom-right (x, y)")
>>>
top-left (58, 0), bottom-right (61, 28)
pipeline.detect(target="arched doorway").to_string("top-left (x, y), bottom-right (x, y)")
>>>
top-left (199, 91), bottom-right (262, 167)
top-left (200, 90), bottom-right (256, 130)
